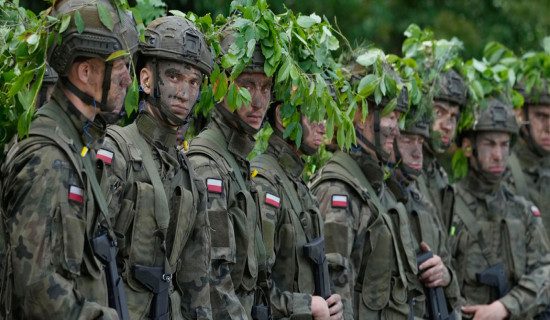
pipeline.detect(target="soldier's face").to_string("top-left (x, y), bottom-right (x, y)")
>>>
top-left (104, 57), bottom-right (132, 111)
top-left (527, 105), bottom-right (550, 151)
top-left (469, 132), bottom-right (511, 175)
top-left (432, 101), bottom-right (460, 148)
top-left (227, 72), bottom-right (272, 130)
top-left (302, 116), bottom-right (326, 153)
top-left (379, 111), bottom-right (401, 155)
top-left (156, 61), bottom-right (202, 120)
top-left (397, 133), bottom-right (424, 171)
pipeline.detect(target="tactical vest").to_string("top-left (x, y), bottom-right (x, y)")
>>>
top-left (105, 121), bottom-right (200, 319)
top-left (187, 127), bottom-right (266, 312)
top-left (309, 151), bottom-right (412, 320)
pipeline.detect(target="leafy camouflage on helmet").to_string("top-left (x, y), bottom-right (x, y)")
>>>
top-left (472, 98), bottom-right (519, 134)
top-left (402, 111), bottom-right (430, 139)
top-left (515, 81), bottom-right (550, 106)
top-left (141, 16), bottom-right (214, 76)
top-left (434, 69), bottom-right (467, 108)
top-left (48, 0), bottom-right (139, 77)
top-left (219, 29), bottom-right (266, 74)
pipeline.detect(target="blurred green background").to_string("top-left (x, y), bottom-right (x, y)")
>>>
top-left (21, 0), bottom-right (550, 58)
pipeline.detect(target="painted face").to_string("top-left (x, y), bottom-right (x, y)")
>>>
top-left (432, 100), bottom-right (460, 149)
top-left (301, 116), bottom-right (326, 153)
top-left (527, 105), bottom-right (550, 151)
top-left (156, 60), bottom-right (202, 120)
top-left (379, 110), bottom-right (402, 155)
top-left (397, 133), bottom-right (424, 171)
top-left (225, 72), bottom-right (272, 130)
top-left (473, 131), bottom-right (511, 176)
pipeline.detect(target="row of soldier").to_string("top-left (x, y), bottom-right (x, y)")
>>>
top-left (2, 0), bottom-right (550, 320)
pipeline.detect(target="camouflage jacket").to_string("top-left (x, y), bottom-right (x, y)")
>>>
top-left (418, 144), bottom-right (455, 234)
top-left (505, 138), bottom-right (550, 240)
top-left (309, 149), bottom-right (415, 320)
top-left (450, 170), bottom-right (550, 319)
top-left (187, 108), bottom-right (267, 320)
top-left (251, 134), bottom-right (322, 319)
top-left (0, 88), bottom-right (118, 319)
top-left (98, 112), bottom-right (211, 319)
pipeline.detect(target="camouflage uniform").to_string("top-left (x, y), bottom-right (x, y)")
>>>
top-left (187, 108), bottom-right (267, 319)
top-left (251, 134), bottom-right (323, 319)
top-left (99, 112), bottom-right (211, 319)
top-left (0, 88), bottom-right (117, 319)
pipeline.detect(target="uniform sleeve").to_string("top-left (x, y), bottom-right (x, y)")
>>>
top-left (1, 142), bottom-right (118, 319)
top-left (311, 180), bottom-right (360, 320)
top-left (254, 175), bottom-right (313, 318)
top-left (499, 204), bottom-right (550, 319)
top-left (188, 154), bottom-right (247, 319)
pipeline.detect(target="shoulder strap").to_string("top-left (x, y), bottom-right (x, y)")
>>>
top-left (508, 153), bottom-right (529, 198)
top-left (454, 189), bottom-right (481, 238)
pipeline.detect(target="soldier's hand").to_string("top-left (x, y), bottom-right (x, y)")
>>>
top-left (418, 242), bottom-right (451, 288)
top-left (311, 295), bottom-right (330, 320)
top-left (462, 301), bottom-right (509, 320)
top-left (326, 294), bottom-right (343, 320)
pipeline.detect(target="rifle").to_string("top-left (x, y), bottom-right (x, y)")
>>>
top-left (303, 237), bottom-right (331, 300)
top-left (92, 232), bottom-right (130, 320)
top-left (133, 265), bottom-right (170, 320)
top-left (417, 251), bottom-right (455, 320)
top-left (476, 262), bottom-right (510, 299)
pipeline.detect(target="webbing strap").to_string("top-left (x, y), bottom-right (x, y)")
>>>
top-left (508, 153), bottom-right (529, 199)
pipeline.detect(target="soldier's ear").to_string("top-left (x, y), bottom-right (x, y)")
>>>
top-left (140, 66), bottom-right (153, 95)
top-left (462, 137), bottom-right (473, 157)
top-left (275, 104), bottom-right (285, 131)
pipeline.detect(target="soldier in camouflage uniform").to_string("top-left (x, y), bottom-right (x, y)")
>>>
top-left (504, 82), bottom-right (550, 239)
top-left (96, 16), bottom-right (213, 319)
top-left (186, 29), bottom-right (270, 319)
top-left (310, 61), bottom-right (426, 320)
top-left (418, 69), bottom-right (467, 233)
top-left (251, 103), bottom-right (344, 319)
top-left (387, 111), bottom-right (461, 317)
top-left (0, 0), bottom-right (138, 318)
top-left (450, 98), bottom-right (550, 319)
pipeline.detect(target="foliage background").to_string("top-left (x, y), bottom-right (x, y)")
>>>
top-left (20, 0), bottom-right (550, 59)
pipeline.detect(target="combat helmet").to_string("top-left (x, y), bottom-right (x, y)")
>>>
top-left (43, 63), bottom-right (59, 85)
top-left (48, 0), bottom-right (139, 112)
top-left (140, 15), bottom-right (214, 126)
top-left (514, 81), bottom-right (550, 156)
top-left (434, 68), bottom-right (467, 108)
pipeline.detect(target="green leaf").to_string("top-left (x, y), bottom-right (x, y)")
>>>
top-left (380, 98), bottom-right (397, 117)
top-left (543, 37), bottom-right (550, 54)
top-left (356, 50), bottom-right (380, 67)
top-left (294, 123), bottom-right (303, 148)
top-left (221, 53), bottom-right (238, 69)
top-left (290, 65), bottom-right (299, 80)
top-left (277, 59), bottom-right (291, 83)
top-left (227, 82), bottom-right (238, 109)
top-left (124, 75), bottom-right (139, 115)
top-left (26, 33), bottom-right (38, 45)
top-left (283, 121), bottom-right (297, 139)
top-left (214, 72), bottom-right (228, 102)
top-left (337, 126), bottom-right (345, 148)
top-left (169, 10), bottom-right (186, 17)
top-left (59, 14), bottom-right (71, 33)
top-left (452, 148), bottom-right (468, 180)
top-left (326, 113), bottom-right (334, 141)
top-left (239, 87), bottom-right (252, 103)
top-left (74, 10), bottom-right (85, 34)
top-left (246, 39), bottom-right (256, 58)
top-left (97, 3), bottom-right (114, 31)
top-left (296, 13), bottom-right (321, 28)
top-left (106, 50), bottom-right (129, 61)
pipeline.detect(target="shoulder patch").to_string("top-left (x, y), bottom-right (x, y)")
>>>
top-left (332, 195), bottom-right (348, 208)
top-left (206, 178), bottom-right (222, 193)
top-left (96, 148), bottom-right (114, 164)
top-left (265, 193), bottom-right (280, 208)
top-left (69, 185), bottom-right (84, 203)
top-left (531, 205), bottom-right (541, 216)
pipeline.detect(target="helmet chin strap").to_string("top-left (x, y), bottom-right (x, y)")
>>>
top-left (217, 105), bottom-right (261, 135)
top-left (363, 107), bottom-right (391, 161)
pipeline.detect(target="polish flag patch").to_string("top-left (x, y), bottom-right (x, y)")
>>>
top-left (332, 195), bottom-right (348, 208)
top-left (265, 193), bottom-right (280, 208)
top-left (69, 185), bottom-right (84, 203)
top-left (206, 178), bottom-right (222, 193)
top-left (96, 148), bottom-right (114, 164)
top-left (531, 205), bottom-right (541, 216)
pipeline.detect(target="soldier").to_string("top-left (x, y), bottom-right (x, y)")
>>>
top-left (97, 16), bottom-right (213, 319)
top-left (186, 29), bottom-right (270, 319)
top-left (251, 103), bottom-right (344, 319)
top-left (418, 68), bottom-right (467, 232)
top-left (505, 82), bottom-right (550, 238)
top-left (0, 0), bottom-right (138, 318)
top-left (309, 61), bottom-right (423, 319)
top-left (450, 98), bottom-right (550, 319)
top-left (387, 111), bottom-right (460, 317)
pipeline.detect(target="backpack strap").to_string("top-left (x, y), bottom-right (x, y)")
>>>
top-left (508, 153), bottom-right (529, 199)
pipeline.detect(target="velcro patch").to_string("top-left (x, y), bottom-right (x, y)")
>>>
top-left (332, 195), bottom-right (347, 208)
top-left (265, 193), bottom-right (280, 208)
top-left (531, 205), bottom-right (541, 216)
top-left (69, 185), bottom-right (84, 203)
top-left (96, 148), bottom-right (114, 164)
top-left (206, 178), bottom-right (222, 193)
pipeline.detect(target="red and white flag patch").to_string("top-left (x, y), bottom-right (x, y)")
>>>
top-left (265, 193), bottom-right (280, 208)
top-left (96, 149), bottom-right (114, 164)
top-left (332, 195), bottom-right (348, 208)
top-left (206, 178), bottom-right (222, 193)
top-left (531, 205), bottom-right (541, 216)
top-left (69, 185), bottom-right (84, 203)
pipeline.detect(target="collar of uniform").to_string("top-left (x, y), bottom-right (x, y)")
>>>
top-left (515, 138), bottom-right (550, 173)
top-left (50, 86), bottom-right (107, 149)
top-left (462, 167), bottom-right (501, 199)
top-left (209, 108), bottom-right (256, 160)
top-left (266, 134), bottom-right (305, 180)
top-left (348, 148), bottom-right (384, 187)
top-left (135, 111), bottom-right (177, 150)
